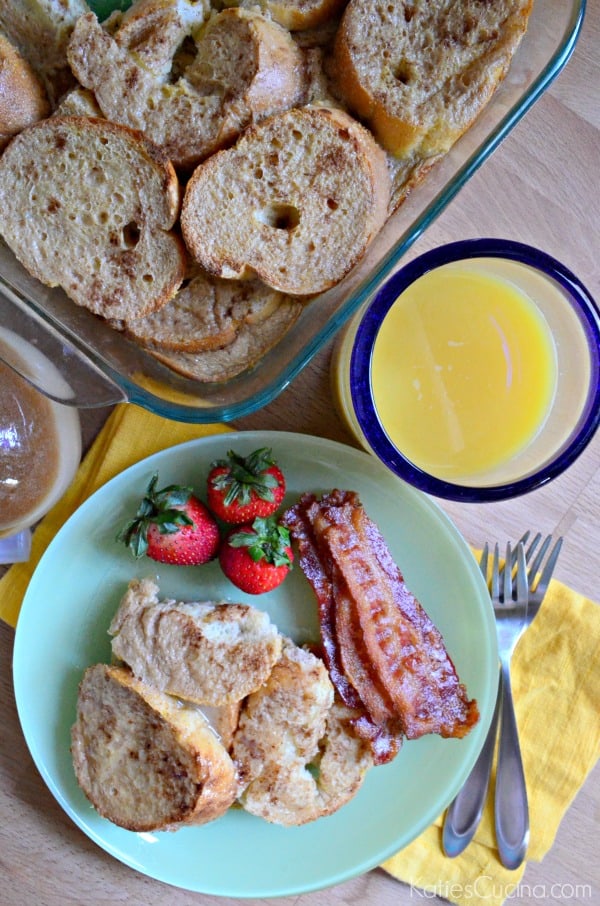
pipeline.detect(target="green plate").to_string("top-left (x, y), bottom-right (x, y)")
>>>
top-left (13, 431), bottom-right (497, 897)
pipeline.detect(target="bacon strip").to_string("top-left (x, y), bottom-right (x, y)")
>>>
top-left (284, 493), bottom-right (403, 763)
top-left (284, 490), bottom-right (479, 751)
top-left (283, 496), bottom-right (359, 709)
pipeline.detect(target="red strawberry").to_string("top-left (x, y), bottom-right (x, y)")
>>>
top-left (207, 447), bottom-right (286, 524)
top-left (117, 473), bottom-right (220, 566)
top-left (219, 516), bottom-right (293, 594)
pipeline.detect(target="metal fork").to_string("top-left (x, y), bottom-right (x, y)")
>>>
top-left (443, 534), bottom-right (563, 868)
top-left (492, 541), bottom-right (530, 869)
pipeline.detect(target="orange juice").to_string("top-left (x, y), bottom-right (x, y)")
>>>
top-left (369, 263), bottom-right (558, 481)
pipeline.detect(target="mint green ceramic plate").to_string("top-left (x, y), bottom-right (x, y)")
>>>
top-left (14, 431), bottom-right (497, 897)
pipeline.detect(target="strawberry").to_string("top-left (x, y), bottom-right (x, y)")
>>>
top-left (117, 473), bottom-right (220, 566)
top-left (207, 447), bottom-right (286, 524)
top-left (218, 516), bottom-right (293, 594)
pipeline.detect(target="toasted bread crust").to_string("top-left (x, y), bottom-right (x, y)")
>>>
top-left (180, 105), bottom-right (390, 295)
top-left (71, 664), bottom-right (237, 831)
top-left (225, 0), bottom-right (347, 32)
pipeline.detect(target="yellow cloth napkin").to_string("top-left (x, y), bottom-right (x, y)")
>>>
top-left (381, 581), bottom-right (600, 904)
top-left (1, 402), bottom-right (598, 906)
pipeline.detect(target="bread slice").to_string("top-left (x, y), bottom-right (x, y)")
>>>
top-left (0, 115), bottom-right (186, 322)
top-left (109, 578), bottom-right (283, 706)
top-left (233, 639), bottom-right (333, 786)
top-left (387, 151), bottom-right (443, 215)
top-left (0, 32), bottom-right (50, 149)
top-left (332, 0), bottom-right (534, 158)
top-left (0, 0), bottom-right (88, 71)
top-left (71, 663), bottom-right (237, 831)
top-left (119, 267), bottom-right (291, 354)
top-left (113, 0), bottom-right (210, 77)
top-left (232, 639), bottom-right (372, 825)
top-left (180, 105), bottom-right (391, 295)
top-left (0, 0), bottom-right (88, 105)
top-left (149, 292), bottom-right (303, 382)
top-left (67, 6), bottom-right (306, 168)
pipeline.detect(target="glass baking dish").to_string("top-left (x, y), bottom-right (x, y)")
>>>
top-left (0, 0), bottom-right (586, 422)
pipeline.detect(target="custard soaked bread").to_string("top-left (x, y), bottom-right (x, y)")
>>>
top-left (107, 0), bottom-right (211, 72)
top-left (74, 579), bottom-right (376, 829)
top-left (67, 4), bottom-right (306, 168)
top-left (0, 32), bottom-right (50, 149)
top-left (120, 266), bottom-right (305, 383)
top-left (0, 115), bottom-right (185, 322)
top-left (148, 291), bottom-right (303, 382)
top-left (71, 663), bottom-right (238, 832)
top-left (109, 578), bottom-right (282, 706)
top-left (232, 638), bottom-right (373, 825)
top-left (180, 105), bottom-right (391, 295)
top-left (0, 0), bottom-right (88, 104)
top-left (72, 537), bottom-right (478, 830)
top-left (119, 266), bottom-right (297, 354)
top-left (332, 0), bottom-right (533, 157)
top-left (0, 0), bottom-right (534, 382)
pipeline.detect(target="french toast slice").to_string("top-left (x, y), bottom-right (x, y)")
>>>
top-left (109, 578), bottom-right (283, 706)
top-left (71, 663), bottom-right (237, 832)
top-left (180, 105), bottom-right (390, 295)
top-left (332, 0), bottom-right (533, 158)
top-left (232, 638), bottom-right (373, 825)
top-left (67, 4), bottom-right (306, 169)
top-left (0, 115), bottom-right (185, 322)
top-left (0, 32), bottom-right (50, 150)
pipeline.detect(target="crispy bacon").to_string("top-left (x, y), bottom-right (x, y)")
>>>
top-left (283, 496), bottom-right (360, 709)
top-left (283, 490), bottom-right (479, 755)
top-left (284, 494), bottom-right (403, 763)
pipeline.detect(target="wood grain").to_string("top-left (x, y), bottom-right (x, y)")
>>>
top-left (1, 3), bottom-right (598, 902)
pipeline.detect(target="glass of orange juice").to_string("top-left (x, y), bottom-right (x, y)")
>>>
top-left (332, 239), bottom-right (600, 501)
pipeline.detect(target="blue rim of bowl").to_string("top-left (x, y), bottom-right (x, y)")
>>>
top-left (349, 238), bottom-right (600, 502)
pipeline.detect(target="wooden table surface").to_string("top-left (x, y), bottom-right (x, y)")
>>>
top-left (1, 4), bottom-right (599, 904)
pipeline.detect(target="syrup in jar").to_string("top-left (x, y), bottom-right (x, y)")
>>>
top-left (0, 328), bottom-right (81, 538)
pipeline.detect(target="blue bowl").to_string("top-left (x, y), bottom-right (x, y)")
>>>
top-left (345, 239), bottom-right (600, 502)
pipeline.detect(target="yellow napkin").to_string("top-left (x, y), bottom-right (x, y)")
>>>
top-left (0, 402), bottom-right (598, 906)
top-left (382, 580), bottom-right (600, 904)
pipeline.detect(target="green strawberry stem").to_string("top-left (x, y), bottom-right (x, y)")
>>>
top-left (117, 473), bottom-right (194, 558)
top-left (211, 448), bottom-right (280, 506)
top-left (228, 517), bottom-right (292, 567)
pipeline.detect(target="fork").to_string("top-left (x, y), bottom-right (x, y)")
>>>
top-left (492, 540), bottom-right (530, 869)
top-left (443, 534), bottom-right (563, 868)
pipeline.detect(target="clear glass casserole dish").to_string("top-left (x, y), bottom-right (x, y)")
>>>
top-left (0, 0), bottom-right (586, 422)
